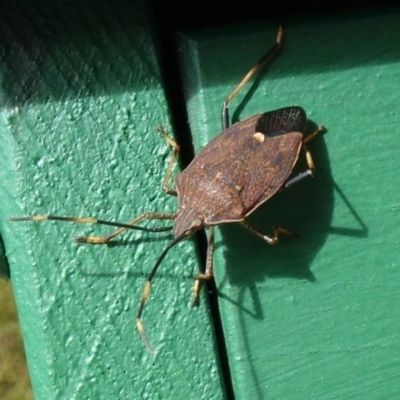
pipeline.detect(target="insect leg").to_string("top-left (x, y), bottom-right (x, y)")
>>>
top-left (240, 220), bottom-right (298, 245)
top-left (221, 24), bottom-right (284, 130)
top-left (158, 126), bottom-right (179, 196)
top-left (191, 227), bottom-right (215, 306)
top-left (303, 125), bottom-right (327, 145)
top-left (284, 125), bottom-right (327, 189)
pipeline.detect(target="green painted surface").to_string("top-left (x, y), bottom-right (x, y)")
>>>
top-left (180, 10), bottom-right (400, 399)
top-left (0, 2), bottom-right (224, 399)
top-left (3, 2), bottom-right (400, 399)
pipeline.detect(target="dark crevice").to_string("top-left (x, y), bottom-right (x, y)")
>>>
top-left (149, 3), bottom-right (236, 400)
top-left (150, 0), bottom-right (397, 31)
top-left (0, 235), bottom-right (11, 280)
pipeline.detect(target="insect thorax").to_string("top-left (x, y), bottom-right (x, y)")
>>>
top-left (173, 207), bottom-right (204, 238)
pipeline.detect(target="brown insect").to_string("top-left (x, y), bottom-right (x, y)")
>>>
top-left (9, 25), bottom-right (326, 351)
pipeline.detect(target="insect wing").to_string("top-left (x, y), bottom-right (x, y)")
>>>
top-left (176, 111), bottom-right (303, 223)
top-left (175, 116), bottom-right (261, 223)
top-left (241, 130), bottom-right (303, 214)
top-left (256, 106), bottom-right (306, 137)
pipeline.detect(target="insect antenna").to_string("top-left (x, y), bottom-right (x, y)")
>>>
top-left (8, 215), bottom-right (173, 233)
top-left (136, 232), bottom-right (188, 352)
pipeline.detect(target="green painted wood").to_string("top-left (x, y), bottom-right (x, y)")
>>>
top-left (180, 9), bottom-right (400, 399)
top-left (0, 2), bottom-right (225, 399)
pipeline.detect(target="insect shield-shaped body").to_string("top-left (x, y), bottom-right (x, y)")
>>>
top-left (174, 107), bottom-right (307, 236)
top-left (9, 25), bottom-right (327, 351)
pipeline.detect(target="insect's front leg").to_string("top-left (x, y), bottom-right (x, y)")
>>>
top-left (76, 126), bottom-right (180, 244)
top-left (158, 126), bottom-right (179, 196)
top-left (191, 227), bottom-right (215, 306)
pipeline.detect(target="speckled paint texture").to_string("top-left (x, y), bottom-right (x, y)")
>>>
top-left (0, 1), bottom-right (224, 399)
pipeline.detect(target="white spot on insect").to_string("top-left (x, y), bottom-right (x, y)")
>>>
top-left (253, 132), bottom-right (265, 143)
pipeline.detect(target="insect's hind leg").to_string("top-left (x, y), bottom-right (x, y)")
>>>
top-left (221, 25), bottom-right (284, 130)
top-left (284, 125), bottom-right (327, 189)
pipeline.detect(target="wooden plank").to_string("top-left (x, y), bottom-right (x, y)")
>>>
top-left (0, 2), bottom-right (225, 399)
top-left (180, 10), bottom-right (400, 399)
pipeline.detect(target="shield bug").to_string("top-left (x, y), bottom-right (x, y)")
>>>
top-left (9, 25), bottom-right (327, 351)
